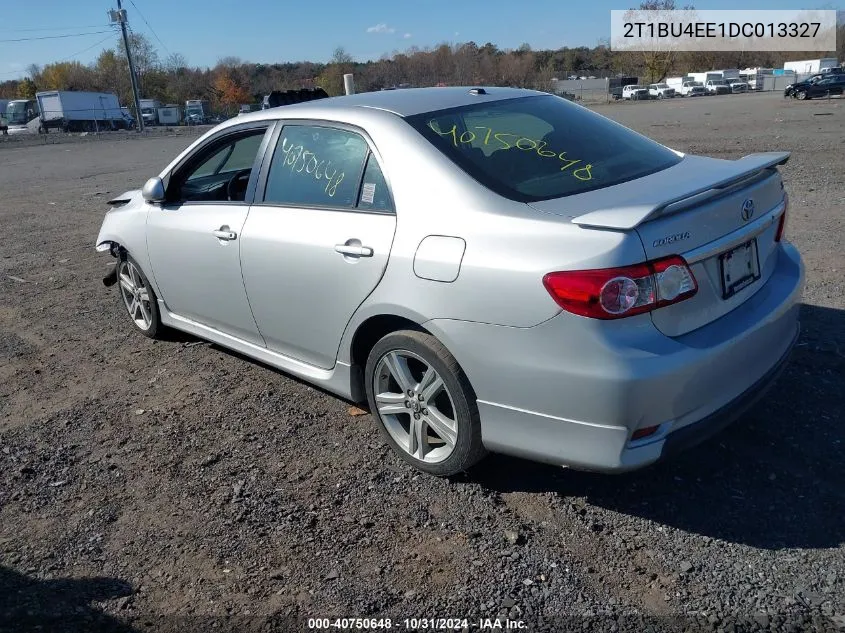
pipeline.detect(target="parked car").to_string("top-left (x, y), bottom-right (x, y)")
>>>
top-left (648, 83), bottom-right (676, 99)
top-left (784, 73), bottom-right (834, 97)
top-left (622, 84), bottom-right (650, 100)
top-left (679, 81), bottom-right (706, 97)
top-left (95, 87), bottom-right (803, 477)
top-left (705, 79), bottom-right (731, 95)
top-left (725, 79), bottom-right (749, 93)
top-left (791, 75), bottom-right (845, 100)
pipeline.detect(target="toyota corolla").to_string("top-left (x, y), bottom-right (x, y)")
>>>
top-left (95, 87), bottom-right (804, 476)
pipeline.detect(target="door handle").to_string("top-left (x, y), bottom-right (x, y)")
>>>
top-left (334, 244), bottom-right (373, 257)
top-left (212, 227), bottom-right (237, 241)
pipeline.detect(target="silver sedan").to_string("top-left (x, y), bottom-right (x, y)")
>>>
top-left (96, 87), bottom-right (804, 476)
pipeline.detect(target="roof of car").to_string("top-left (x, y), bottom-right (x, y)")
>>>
top-left (248, 86), bottom-right (544, 119)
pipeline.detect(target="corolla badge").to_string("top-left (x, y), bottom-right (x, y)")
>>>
top-left (652, 231), bottom-right (690, 248)
top-left (741, 199), bottom-right (755, 222)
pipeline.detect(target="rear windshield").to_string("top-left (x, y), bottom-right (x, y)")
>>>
top-left (406, 95), bottom-right (682, 202)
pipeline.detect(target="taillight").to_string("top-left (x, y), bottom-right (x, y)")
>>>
top-left (775, 193), bottom-right (788, 242)
top-left (543, 255), bottom-right (698, 320)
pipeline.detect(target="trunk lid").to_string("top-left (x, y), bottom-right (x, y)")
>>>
top-left (528, 152), bottom-right (789, 336)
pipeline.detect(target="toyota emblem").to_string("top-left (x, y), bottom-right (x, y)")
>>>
top-left (741, 199), bottom-right (755, 222)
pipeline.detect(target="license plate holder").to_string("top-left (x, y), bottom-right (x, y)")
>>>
top-left (719, 239), bottom-right (760, 299)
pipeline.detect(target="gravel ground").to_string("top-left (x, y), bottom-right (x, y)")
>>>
top-left (1, 91), bottom-right (843, 633)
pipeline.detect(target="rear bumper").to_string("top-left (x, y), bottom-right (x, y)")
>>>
top-left (660, 323), bottom-right (797, 458)
top-left (425, 242), bottom-right (804, 472)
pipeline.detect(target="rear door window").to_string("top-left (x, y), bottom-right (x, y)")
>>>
top-left (263, 125), bottom-right (368, 208)
top-left (406, 94), bottom-right (682, 202)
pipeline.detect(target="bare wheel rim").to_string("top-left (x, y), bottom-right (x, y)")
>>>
top-left (118, 261), bottom-right (153, 331)
top-left (373, 349), bottom-right (459, 464)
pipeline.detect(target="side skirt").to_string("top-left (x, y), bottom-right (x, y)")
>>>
top-left (158, 301), bottom-right (358, 401)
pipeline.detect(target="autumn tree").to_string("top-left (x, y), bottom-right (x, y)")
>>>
top-left (17, 78), bottom-right (37, 99)
top-left (118, 32), bottom-right (159, 94)
top-left (316, 47), bottom-right (355, 96)
top-left (163, 53), bottom-right (188, 73)
top-left (39, 62), bottom-right (92, 90)
top-left (213, 70), bottom-right (251, 114)
top-left (94, 49), bottom-right (129, 102)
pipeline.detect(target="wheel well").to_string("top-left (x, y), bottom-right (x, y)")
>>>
top-left (350, 315), bottom-right (426, 370)
top-left (98, 240), bottom-right (125, 259)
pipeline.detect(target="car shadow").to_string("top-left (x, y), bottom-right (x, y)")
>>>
top-left (469, 303), bottom-right (844, 550)
top-left (0, 566), bottom-right (135, 633)
top-left (202, 343), bottom-right (364, 405)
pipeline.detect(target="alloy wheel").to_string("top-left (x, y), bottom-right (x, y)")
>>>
top-left (118, 260), bottom-right (153, 331)
top-left (373, 350), bottom-right (458, 464)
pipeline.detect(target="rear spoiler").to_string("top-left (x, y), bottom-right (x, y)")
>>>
top-left (571, 151), bottom-right (790, 230)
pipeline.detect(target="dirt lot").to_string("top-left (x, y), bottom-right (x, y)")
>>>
top-left (1, 92), bottom-right (843, 633)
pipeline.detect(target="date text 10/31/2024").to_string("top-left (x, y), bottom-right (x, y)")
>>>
top-left (427, 121), bottom-right (594, 182)
top-left (307, 617), bottom-right (527, 630)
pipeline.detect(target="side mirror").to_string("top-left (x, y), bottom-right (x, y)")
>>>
top-left (141, 177), bottom-right (165, 203)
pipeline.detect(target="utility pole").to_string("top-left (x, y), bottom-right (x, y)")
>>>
top-left (109, 1), bottom-right (144, 131)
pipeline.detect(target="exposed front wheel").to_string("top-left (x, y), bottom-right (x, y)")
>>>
top-left (365, 330), bottom-right (486, 476)
top-left (797, 91), bottom-right (807, 100)
top-left (117, 255), bottom-right (162, 339)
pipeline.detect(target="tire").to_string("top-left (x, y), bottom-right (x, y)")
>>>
top-left (116, 254), bottom-right (162, 339)
top-left (364, 330), bottom-right (486, 476)
top-left (797, 91), bottom-right (807, 100)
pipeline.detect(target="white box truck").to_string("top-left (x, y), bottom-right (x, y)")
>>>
top-left (712, 69), bottom-right (740, 80)
top-left (784, 58), bottom-right (838, 74)
top-left (740, 68), bottom-right (774, 90)
top-left (690, 71), bottom-right (722, 85)
top-left (157, 105), bottom-right (182, 126)
top-left (36, 91), bottom-right (127, 132)
top-left (666, 76), bottom-right (693, 90)
top-left (139, 98), bottom-right (162, 126)
top-left (185, 99), bottom-right (210, 124)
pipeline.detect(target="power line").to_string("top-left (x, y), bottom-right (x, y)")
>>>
top-left (0, 33), bottom-right (117, 77)
top-left (127, 0), bottom-right (170, 54)
top-left (0, 30), bottom-right (114, 44)
top-left (0, 24), bottom-right (111, 33)
top-left (58, 34), bottom-right (118, 63)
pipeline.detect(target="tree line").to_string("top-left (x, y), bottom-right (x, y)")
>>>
top-left (1, 25), bottom-right (842, 115)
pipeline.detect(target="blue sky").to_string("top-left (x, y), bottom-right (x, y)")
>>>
top-left (0, 0), bottom-right (831, 79)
